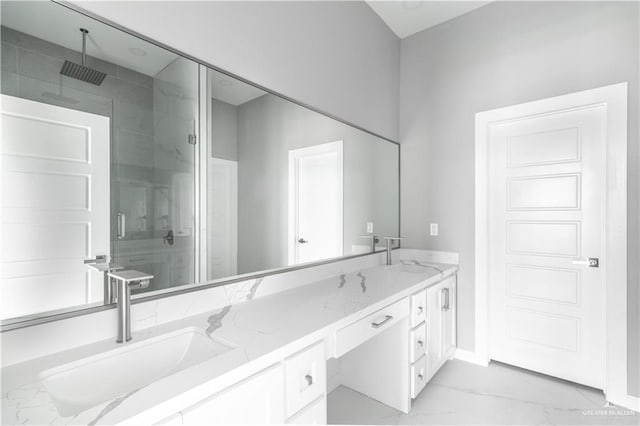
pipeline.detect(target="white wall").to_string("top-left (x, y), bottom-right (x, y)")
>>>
top-left (68, 1), bottom-right (400, 141)
top-left (399, 1), bottom-right (639, 396)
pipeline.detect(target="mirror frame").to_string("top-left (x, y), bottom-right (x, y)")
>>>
top-left (0, 0), bottom-right (401, 332)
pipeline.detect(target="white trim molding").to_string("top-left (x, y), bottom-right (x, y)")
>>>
top-left (623, 395), bottom-right (640, 412)
top-left (474, 83), bottom-right (628, 404)
top-left (454, 348), bottom-right (489, 367)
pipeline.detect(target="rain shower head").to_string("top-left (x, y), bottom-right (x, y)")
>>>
top-left (60, 28), bottom-right (106, 86)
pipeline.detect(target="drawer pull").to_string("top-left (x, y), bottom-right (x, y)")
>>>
top-left (417, 306), bottom-right (424, 314)
top-left (418, 339), bottom-right (424, 347)
top-left (371, 315), bottom-right (393, 329)
top-left (418, 374), bottom-right (424, 381)
top-left (304, 374), bottom-right (313, 386)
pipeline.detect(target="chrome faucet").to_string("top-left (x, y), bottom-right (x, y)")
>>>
top-left (383, 237), bottom-right (402, 265)
top-left (107, 270), bottom-right (153, 343)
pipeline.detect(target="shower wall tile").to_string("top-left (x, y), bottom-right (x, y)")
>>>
top-left (116, 128), bottom-right (155, 168)
top-left (114, 100), bottom-right (154, 135)
top-left (117, 65), bottom-right (153, 89)
top-left (1, 42), bottom-right (17, 73)
top-left (16, 48), bottom-right (65, 86)
top-left (113, 78), bottom-right (154, 109)
top-left (1, 27), bottom-right (71, 62)
top-left (1, 71), bottom-right (18, 96)
top-left (16, 74), bottom-right (113, 117)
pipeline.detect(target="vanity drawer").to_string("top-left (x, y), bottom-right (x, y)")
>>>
top-left (285, 341), bottom-right (326, 417)
top-left (410, 355), bottom-right (428, 399)
top-left (333, 297), bottom-right (409, 358)
top-left (286, 396), bottom-right (326, 424)
top-left (410, 322), bottom-right (427, 363)
top-left (410, 289), bottom-right (427, 328)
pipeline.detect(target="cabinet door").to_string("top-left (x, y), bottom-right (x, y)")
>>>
top-left (181, 364), bottom-right (285, 424)
top-left (425, 285), bottom-right (442, 381)
top-left (286, 396), bottom-right (326, 424)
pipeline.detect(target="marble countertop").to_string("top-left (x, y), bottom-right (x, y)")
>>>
top-left (1, 260), bottom-right (457, 425)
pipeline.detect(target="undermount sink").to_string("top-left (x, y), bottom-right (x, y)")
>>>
top-left (39, 327), bottom-right (235, 417)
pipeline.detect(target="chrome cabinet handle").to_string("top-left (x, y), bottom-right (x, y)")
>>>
top-left (371, 314), bottom-right (393, 329)
top-left (418, 374), bottom-right (424, 381)
top-left (417, 306), bottom-right (424, 314)
top-left (117, 212), bottom-right (126, 239)
top-left (304, 374), bottom-right (313, 386)
top-left (418, 339), bottom-right (424, 347)
top-left (441, 288), bottom-right (450, 311)
top-left (298, 238), bottom-right (308, 244)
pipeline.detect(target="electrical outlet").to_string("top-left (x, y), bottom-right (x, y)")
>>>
top-left (430, 223), bottom-right (439, 236)
top-left (366, 222), bottom-right (374, 233)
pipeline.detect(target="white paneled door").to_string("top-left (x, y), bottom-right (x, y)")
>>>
top-left (207, 157), bottom-right (238, 280)
top-left (288, 141), bottom-right (343, 265)
top-left (1, 95), bottom-right (110, 319)
top-left (489, 102), bottom-right (605, 388)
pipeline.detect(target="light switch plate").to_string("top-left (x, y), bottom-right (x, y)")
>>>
top-left (430, 223), bottom-right (439, 236)
top-left (366, 222), bottom-right (374, 233)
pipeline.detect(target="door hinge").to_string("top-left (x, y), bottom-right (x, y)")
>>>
top-left (188, 133), bottom-right (197, 145)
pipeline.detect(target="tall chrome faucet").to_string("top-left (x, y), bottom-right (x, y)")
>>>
top-left (384, 237), bottom-right (402, 265)
top-left (107, 270), bottom-right (153, 343)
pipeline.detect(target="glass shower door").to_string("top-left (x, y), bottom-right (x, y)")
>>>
top-left (112, 57), bottom-right (199, 294)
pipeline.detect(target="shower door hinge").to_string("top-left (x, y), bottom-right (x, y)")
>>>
top-left (188, 133), bottom-right (197, 145)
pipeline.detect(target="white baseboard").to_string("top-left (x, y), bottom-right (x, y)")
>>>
top-left (608, 393), bottom-right (640, 412)
top-left (454, 348), bottom-right (489, 366)
top-left (623, 395), bottom-right (640, 412)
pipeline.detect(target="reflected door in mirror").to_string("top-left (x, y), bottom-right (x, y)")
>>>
top-left (0, 95), bottom-right (110, 319)
top-left (288, 141), bottom-right (343, 265)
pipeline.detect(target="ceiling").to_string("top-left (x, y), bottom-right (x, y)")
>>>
top-left (209, 69), bottom-right (266, 107)
top-left (1, 1), bottom-right (177, 76)
top-left (366, 1), bottom-right (493, 39)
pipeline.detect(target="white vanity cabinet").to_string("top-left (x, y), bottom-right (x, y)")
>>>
top-left (406, 273), bottom-right (457, 400)
top-left (162, 341), bottom-right (327, 425)
top-left (284, 342), bottom-right (327, 421)
top-left (155, 272), bottom-right (456, 425)
top-left (425, 275), bottom-right (456, 381)
top-left (178, 364), bottom-right (285, 425)
top-left (409, 288), bottom-right (428, 398)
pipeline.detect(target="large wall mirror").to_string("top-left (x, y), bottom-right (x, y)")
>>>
top-left (0, 1), bottom-right (399, 328)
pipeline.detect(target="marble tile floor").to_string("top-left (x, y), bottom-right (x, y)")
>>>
top-left (328, 360), bottom-right (639, 425)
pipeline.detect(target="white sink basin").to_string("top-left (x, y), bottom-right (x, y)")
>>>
top-left (39, 327), bottom-right (235, 417)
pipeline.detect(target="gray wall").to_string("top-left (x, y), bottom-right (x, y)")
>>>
top-left (211, 98), bottom-right (239, 161)
top-left (399, 1), bottom-right (639, 396)
top-left (68, 1), bottom-right (400, 142)
top-left (236, 94), bottom-right (399, 274)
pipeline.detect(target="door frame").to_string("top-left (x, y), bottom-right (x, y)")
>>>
top-left (474, 83), bottom-right (627, 404)
top-left (288, 140), bottom-right (344, 266)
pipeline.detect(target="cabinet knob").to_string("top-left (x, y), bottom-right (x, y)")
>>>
top-left (418, 340), bottom-right (424, 347)
top-left (418, 306), bottom-right (424, 314)
top-left (418, 374), bottom-right (424, 381)
top-left (304, 374), bottom-right (313, 386)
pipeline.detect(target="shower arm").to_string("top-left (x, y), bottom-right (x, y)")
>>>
top-left (80, 28), bottom-right (88, 66)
